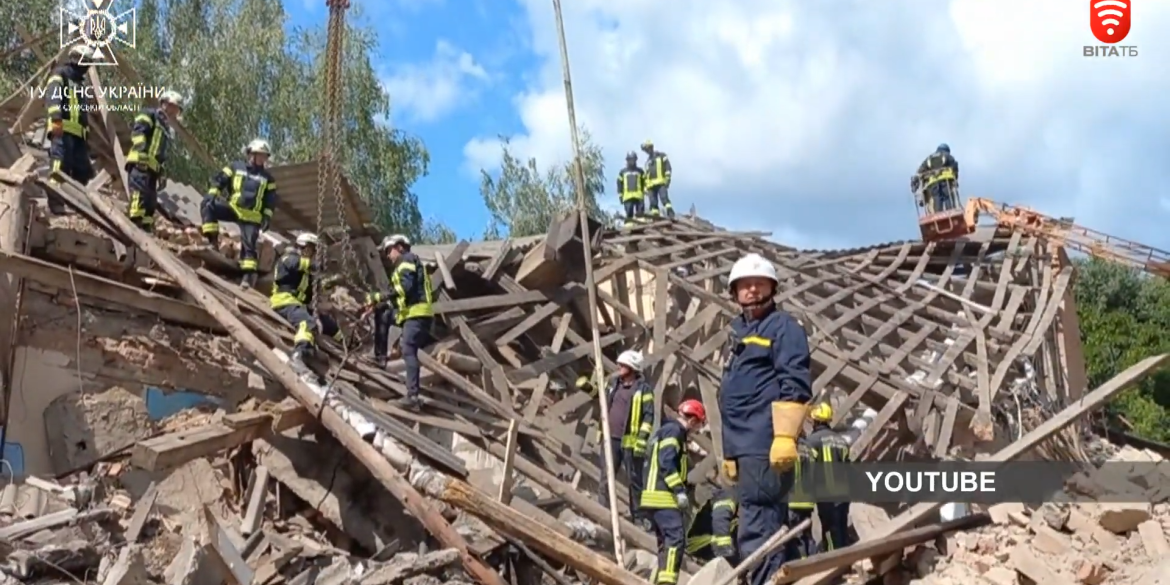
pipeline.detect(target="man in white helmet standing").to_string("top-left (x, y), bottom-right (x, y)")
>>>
top-left (270, 232), bottom-right (341, 373)
top-left (200, 139), bottom-right (280, 288)
top-left (371, 234), bottom-right (434, 409)
top-left (44, 44), bottom-right (96, 215)
top-left (718, 253), bottom-right (812, 585)
top-left (125, 90), bottom-right (184, 233)
top-left (596, 349), bottom-right (655, 526)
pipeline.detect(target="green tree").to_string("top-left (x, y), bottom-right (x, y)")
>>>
top-left (478, 128), bottom-right (608, 239)
top-left (1, 0), bottom-right (428, 236)
top-left (1074, 258), bottom-right (1170, 440)
top-left (417, 218), bottom-right (457, 245)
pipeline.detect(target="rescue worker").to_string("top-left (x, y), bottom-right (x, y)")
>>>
top-left (686, 483), bottom-right (738, 565)
top-left (785, 438), bottom-right (817, 560)
top-left (363, 285), bottom-right (395, 369)
top-left (804, 402), bottom-right (853, 552)
top-left (270, 233), bottom-right (342, 373)
top-left (45, 44), bottom-right (96, 215)
top-left (126, 90), bottom-right (184, 233)
top-left (596, 350), bottom-right (654, 524)
top-left (201, 139), bottom-right (279, 288)
top-left (718, 253), bottom-right (813, 585)
top-left (640, 140), bottom-right (674, 219)
top-left (915, 144), bottom-right (960, 214)
top-left (617, 151), bottom-right (646, 227)
top-left (377, 234), bottom-right (434, 409)
top-left (642, 399), bottom-right (706, 585)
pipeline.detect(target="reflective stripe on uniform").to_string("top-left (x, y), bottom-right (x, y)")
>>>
top-left (392, 261), bottom-right (434, 324)
top-left (641, 436), bottom-right (687, 509)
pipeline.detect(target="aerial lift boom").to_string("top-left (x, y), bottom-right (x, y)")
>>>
top-left (921, 196), bottom-right (1170, 278)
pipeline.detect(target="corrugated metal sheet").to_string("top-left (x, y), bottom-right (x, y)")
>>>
top-left (267, 162), bottom-right (375, 237)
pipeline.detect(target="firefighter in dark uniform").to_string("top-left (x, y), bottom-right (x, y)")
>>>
top-left (270, 232), bottom-right (342, 373)
top-left (785, 439), bottom-right (817, 560)
top-left (914, 143), bottom-right (960, 214)
top-left (686, 484), bottom-right (739, 565)
top-left (617, 151), bottom-right (645, 227)
top-left (641, 399), bottom-right (706, 585)
top-left (718, 252), bottom-right (812, 585)
top-left (364, 285), bottom-right (395, 369)
top-left (45, 45), bottom-right (95, 215)
top-left (805, 402), bottom-right (853, 552)
top-left (596, 350), bottom-right (654, 523)
top-left (201, 139), bottom-right (279, 288)
top-left (126, 90), bottom-right (184, 233)
top-left (376, 234), bottom-right (434, 410)
top-left (640, 140), bottom-right (674, 219)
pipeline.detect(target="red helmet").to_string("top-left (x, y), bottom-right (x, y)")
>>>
top-left (678, 400), bottom-right (707, 424)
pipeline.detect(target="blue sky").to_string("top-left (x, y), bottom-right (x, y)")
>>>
top-left (287, 0), bottom-right (533, 239)
top-left (283, 0), bottom-right (1170, 251)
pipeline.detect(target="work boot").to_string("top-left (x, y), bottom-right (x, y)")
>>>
top-left (665, 206), bottom-right (675, 219)
top-left (373, 356), bottom-right (387, 369)
top-left (289, 348), bottom-right (310, 375)
top-left (240, 272), bottom-right (257, 289)
top-left (394, 395), bottom-right (421, 410)
top-left (204, 233), bottom-right (219, 248)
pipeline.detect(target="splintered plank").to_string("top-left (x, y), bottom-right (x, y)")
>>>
top-left (850, 392), bottom-right (907, 461)
top-left (131, 405), bottom-right (313, 471)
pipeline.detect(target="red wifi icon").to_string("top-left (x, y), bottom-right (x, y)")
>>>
top-left (1090, 0), bottom-right (1132, 44)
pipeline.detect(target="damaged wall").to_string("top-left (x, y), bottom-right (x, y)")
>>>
top-left (44, 386), bottom-right (157, 475)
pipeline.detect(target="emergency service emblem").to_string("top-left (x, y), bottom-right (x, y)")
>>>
top-left (60, 0), bottom-right (137, 66)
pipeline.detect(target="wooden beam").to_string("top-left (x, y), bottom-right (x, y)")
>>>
top-left (131, 404), bottom-right (313, 471)
top-left (0, 250), bottom-right (218, 331)
top-left (497, 420), bottom-right (520, 505)
top-left (0, 154), bottom-right (32, 429)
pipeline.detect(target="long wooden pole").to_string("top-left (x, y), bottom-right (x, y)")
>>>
top-left (73, 187), bottom-right (507, 585)
top-left (551, 0), bottom-right (624, 561)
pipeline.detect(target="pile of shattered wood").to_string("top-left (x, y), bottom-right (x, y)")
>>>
top-left (0, 402), bottom-right (518, 585)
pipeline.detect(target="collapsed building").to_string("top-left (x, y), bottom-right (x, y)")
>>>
top-left (0, 50), bottom-right (1169, 585)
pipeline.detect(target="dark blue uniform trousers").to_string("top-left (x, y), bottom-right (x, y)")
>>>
top-left (596, 438), bottom-right (644, 519)
top-left (817, 502), bottom-right (851, 552)
top-left (785, 506), bottom-right (816, 560)
top-left (736, 456), bottom-right (794, 585)
top-left (48, 133), bottom-right (93, 212)
top-left (401, 317), bottom-right (434, 399)
top-left (649, 508), bottom-right (685, 584)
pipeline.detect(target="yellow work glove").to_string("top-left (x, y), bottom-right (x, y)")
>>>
top-left (770, 402), bottom-right (808, 470)
top-left (721, 459), bottom-right (737, 482)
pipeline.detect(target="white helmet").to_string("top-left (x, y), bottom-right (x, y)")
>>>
top-left (296, 232), bottom-right (319, 247)
top-left (245, 139), bottom-right (271, 155)
top-left (728, 253), bottom-right (778, 290)
top-left (159, 90), bottom-right (185, 109)
top-left (68, 44), bottom-right (91, 60)
top-left (616, 350), bottom-right (644, 372)
top-left (379, 234), bottom-right (410, 250)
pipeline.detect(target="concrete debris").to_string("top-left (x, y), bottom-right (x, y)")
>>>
top-left (847, 436), bottom-right (1170, 585)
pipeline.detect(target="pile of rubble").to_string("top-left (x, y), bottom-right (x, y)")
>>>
top-left (0, 401), bottom-right (493, 585)
top-left (853, 441), bottom-right (1170, 585)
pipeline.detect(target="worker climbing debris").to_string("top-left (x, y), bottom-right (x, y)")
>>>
top-left (642, 399), bottom-right (706, 585)
top-left (363, 286), bottom-right (395, 369)
top-left (804, 402), bottom-right (854, 552)
top-left (45, 44), bottom-right (95, 215)
top-left (913, 143), bottom-right (960, 214)
top-left (617, 151), bottom-right (646, 227)
top-left (594, 349), bottom-right (654, 527)
top-left (201, 139), bottom-right (280, 288)
top-left (718, 252), bottom-right (812, 585)
top-left (270, 232), bottom-right (342, 375)
top-left (641, 140), bottom-right (674, 220)
top-left (686, 480), bottom-right (739, 565)
top-left (375, 234), bottom-right (434, 410)
top-left (126, 90), bottom-right (184, 233)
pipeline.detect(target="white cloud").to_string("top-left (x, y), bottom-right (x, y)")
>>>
top-left (466, 0), bottom-right (1168, 248)
top-left (382, 40), bottom-right (489, 123)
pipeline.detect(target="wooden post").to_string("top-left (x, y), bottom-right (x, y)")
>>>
top-left (550, 0), bottom-right (624, 561)
top-left (497, 420), bottom-right (519, 505)
top-left (0, 155), bottom-right (33, 431)
top-left (73, 187), bottom-right (508, 585)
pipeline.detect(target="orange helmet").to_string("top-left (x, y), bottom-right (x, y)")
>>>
top-left (678, 400), bottom-right (707, 424)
